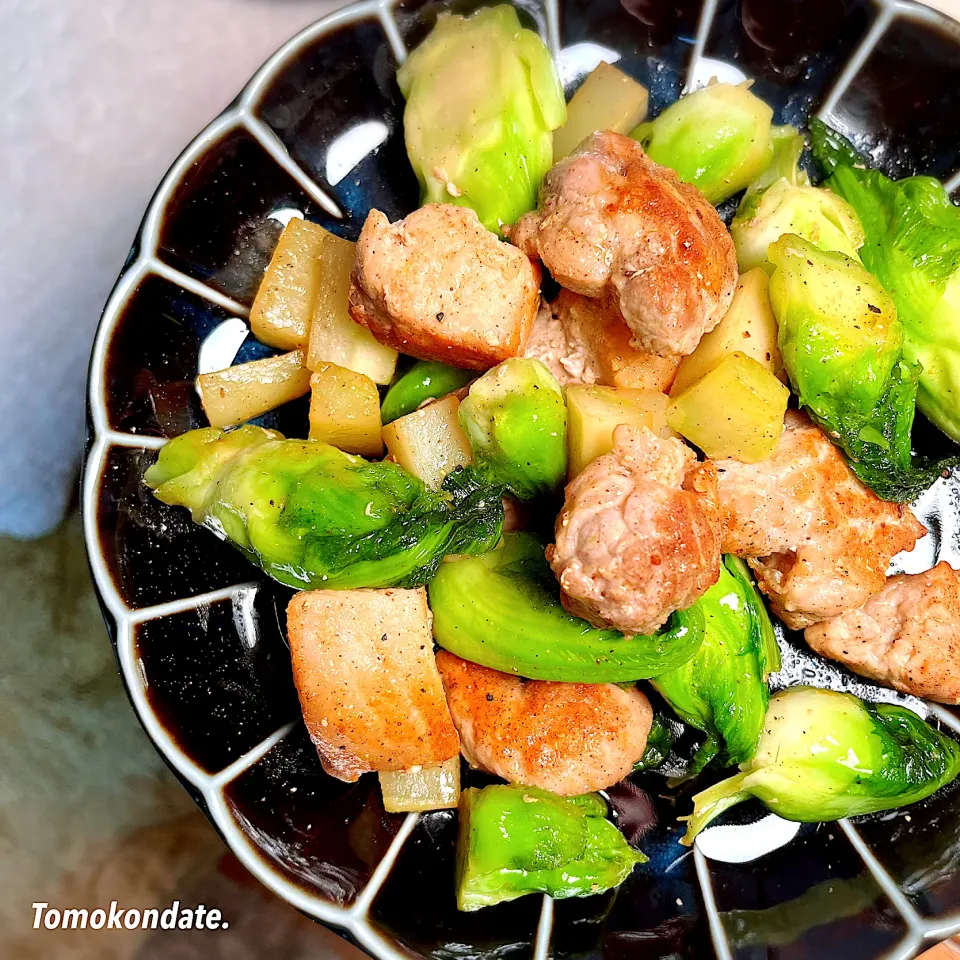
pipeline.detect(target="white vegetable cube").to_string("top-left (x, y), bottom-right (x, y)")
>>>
top-left (308, 363), bottom-right (383, 457)
top-left (249, 218), bottom-right (326, 351)
top-left (553, 62), bottom-right (649, 162)
top-left (567, 385), bottom-right (673, 476)
top-left (671, 268), bottom-right (783, 397)
top-left (197, 350), bottom-right (310, 428)
top-left (306, 228), bottom-right (398, 385)
top-left (666, 352), bottom-right (789, 462)
top-left (379, 755), bottom-right (461, 812)
top-left (381, 394), bottom-right (473, 488)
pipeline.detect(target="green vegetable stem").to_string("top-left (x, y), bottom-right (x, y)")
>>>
top-left (380, 360), bottom-right (474, 425)
top-left (145, 425), bottom-right (503, 590)
top-left (428, 532), bottom-right (705, 683)
top-left (633, 715), bottom-right (675, 774)
top-left (652, 556), bottom-right (780, 773)
top-left (682, 687), bottom-right (960, 845)
top-left (458, 358), bottom-right (567, 499)
top-left (456, 784), bottom-right (646, 910)
top-left (397, 5), bottom-right (566, 234)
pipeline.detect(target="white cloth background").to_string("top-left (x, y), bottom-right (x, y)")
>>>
top-left (0, 0), bottom-right (342, 537)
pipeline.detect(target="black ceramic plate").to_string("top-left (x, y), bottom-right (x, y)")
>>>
top-left (83, 1), bottom-right (960, 957)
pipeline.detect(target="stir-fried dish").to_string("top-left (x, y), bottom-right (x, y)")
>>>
top-left (144, 5), bottom-right (960, 910)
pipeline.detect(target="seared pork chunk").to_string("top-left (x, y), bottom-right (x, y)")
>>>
top-left (523, 291), bottom-right (680, 390)
top-left (288, 588), bottom-right (459, 781)
top-left (522, 299), bottom-right (598, 387)
top-left (436, 651), bottom-right (652, 795)
top-left (715, 411), bottom-right (927, 630)
top-left (548, 424), bottom-right (721, 636)
top-left (805, 562), bottom-right (960, 704)
top-left (510, 132), bottom-right (737, 357)
top-left (349, 204), bottom-right (539, 370)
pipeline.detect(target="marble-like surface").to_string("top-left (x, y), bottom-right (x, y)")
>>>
top-left (0, 514), bottom-right (364, 958)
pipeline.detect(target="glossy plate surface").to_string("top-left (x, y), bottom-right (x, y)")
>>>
top-left (83, 1), bottom-right (960, 957)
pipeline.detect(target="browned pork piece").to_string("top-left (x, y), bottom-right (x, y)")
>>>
top-left (522, 300), bottom-right (597, 387)
top-left (349, 203), bottom-right (540, 370)
top-left (805, 562), bottom-right (960, 704)
top-left (509, 131), bottom-right (737, 357)
top-left (548, 424), bottom-right (721, 636)
top-left (435, 651), bottom-right (652, 795)
top-left (287, 588), bottom-right (459, 781)
top-left (523, 290), bottom-right (680, 390)
top-left (715, 411), bottom-right (927, 630)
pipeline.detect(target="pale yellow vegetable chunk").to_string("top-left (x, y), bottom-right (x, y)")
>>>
top-left (250, 218), bottom-right (326, 350)
top-left (671, 268), bottom-right (784, 397)
top-left (567, 385), bottom-right (673, 476)
top-left (308, 363), bottom-right (383, 457)
top-left (198, 350), bottom-right (310, 428)
top-left (381, 394), bottom-right (472, 489)
top-left (553, 61), bottom-right (649, 162)
top-left (666, 352), bottom-right (789, 462)
top-left (306, 229), bottom-right (398, 385)
top-left (379, 755), bottom-right (461, 812)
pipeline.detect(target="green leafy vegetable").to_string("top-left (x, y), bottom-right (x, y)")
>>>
top-left (633, 715), bottom-right (675, 773)
top-left (682, 687), bottom-right (960, 844)
top-left (740, 125), bottom-right (807, 202)
top-left (380, 360), bottom-right (474, 425)
top-left (428, 532), bottom-right (705, 683)
top-left (456, 784), bottom-right (646, 910)
top-left (652, 556), bottom-right (779, 773)
top-left (397, 5), bottom-right (566, 234)
top-left (458, 358), bottom-right (567, 499)
top-left (630, 82), bottom-right (774, 203)
top-left (145, 426), bottom-right (503, 589)
top-left (768, 233), bottom-right (953, 501)
top-left (731, 127), bottom-right (864, 273)
top-left (811, 117), bottom-right (960, 444)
